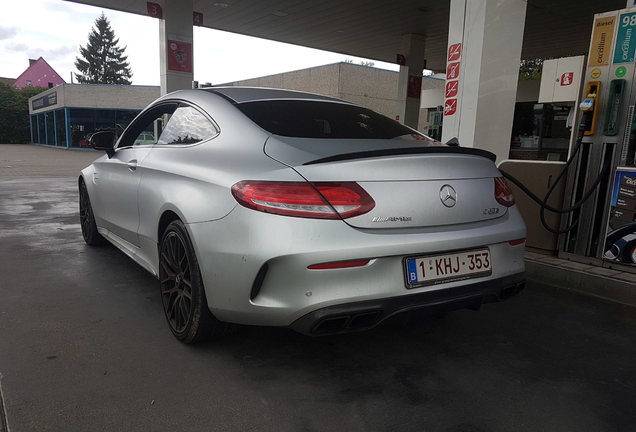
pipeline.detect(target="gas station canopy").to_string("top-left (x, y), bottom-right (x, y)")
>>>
top-left (69, 0), bottom-right (625, 71)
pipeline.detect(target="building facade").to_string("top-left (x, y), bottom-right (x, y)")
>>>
top-left (28, 84), bottom-right (160, 148)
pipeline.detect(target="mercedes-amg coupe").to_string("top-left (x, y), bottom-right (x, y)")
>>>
top-left (79, 87), bottom-right (526, 343)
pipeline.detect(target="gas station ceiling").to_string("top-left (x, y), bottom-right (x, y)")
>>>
top-left (68, 0), bottom-right (625, 71)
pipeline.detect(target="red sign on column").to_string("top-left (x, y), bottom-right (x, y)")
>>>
top-left (448, 43), bottom-right (461, 62)
top-left (560, 72), bottom-right (574, 86)
top-left (193, 12), bottom-right (203, 26)
top-left (444, 99), bottom-right (457, 116)
top-left (147, 2), bottom-right (162, 19)
top-left (167, 40), bottom-right (193, 73)
top-left (407, 75), bottom-right (422, 99)
top-left (447, 62), bottom-right (460, 80)
top-left (445, 80), bottom-right (458, 98)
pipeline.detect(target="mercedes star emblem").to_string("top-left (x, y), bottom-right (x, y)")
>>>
top-left (440, 185), bottom-right (457, 208)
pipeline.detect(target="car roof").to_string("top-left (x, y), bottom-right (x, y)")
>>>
top-left (205, 86), bottom-right (350, 104)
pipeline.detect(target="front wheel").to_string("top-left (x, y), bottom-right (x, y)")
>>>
top-left (79, 180), bottom-right (106, 246)
top-left (159, 220), bottom-right (233, 343)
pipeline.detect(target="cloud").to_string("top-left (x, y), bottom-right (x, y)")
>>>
top-left (29, 44), bottom-right (77, 60)
top-left (4, 41), bottom-right (76, 60)
top-left (0, 25), bottom-right (19, 40)
top-left (6, 42), bottom-right (28, 52)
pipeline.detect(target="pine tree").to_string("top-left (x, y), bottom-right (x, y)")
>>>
top-left (74, 13), bottom-right (133, 85)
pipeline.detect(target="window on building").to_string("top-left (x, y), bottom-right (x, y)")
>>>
top-left (70, 109), bottom-right (95, 148)
top-left (37, 113), bottom-right (45, 144)
top-left (30, 116), bottom-right (37, 143)
top-left (45, 112), bottom-right (55, 146)
top-left (55, 109), bottom-right (66, 147)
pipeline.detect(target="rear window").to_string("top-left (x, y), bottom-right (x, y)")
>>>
top-left (237, 100), bottom-right (419, 139)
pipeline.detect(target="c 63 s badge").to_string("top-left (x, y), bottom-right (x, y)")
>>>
top-left (483, 208), bottom-right (499, 215)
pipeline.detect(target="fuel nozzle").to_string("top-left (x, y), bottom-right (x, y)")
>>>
top-left (580, 90), bottom-right (597, 112)
top-left (580, 81), bottom-right (600, 136)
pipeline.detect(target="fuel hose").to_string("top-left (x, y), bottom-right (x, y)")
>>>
top-left (498, 112), bottom-right (612, 234)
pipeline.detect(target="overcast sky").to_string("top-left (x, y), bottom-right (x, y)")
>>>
top-left (0, 0), bottom-right (399, 86)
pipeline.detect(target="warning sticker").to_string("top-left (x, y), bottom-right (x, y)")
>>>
top-left (445, 81), bottom-right (458, 98)
top-left (589, 16), bottom-right (615, 67)
top-left (560, 72), bottom-right (574, 86)
top-left (447, 62), bottom-right (460, 80)
top-left (444, 99), bottom-right (457, 116)
top-left (448, 43), bottom-right (461, 62)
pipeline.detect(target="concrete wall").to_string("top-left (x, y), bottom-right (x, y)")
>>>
top-left (225, 62), bottom-right (445, 125)
top-left (228, 63), bottom-right (341, 98)
top-left (29, 84), bottom-right (160, 115)
top-left (337, 63), bottom-right (400, 118)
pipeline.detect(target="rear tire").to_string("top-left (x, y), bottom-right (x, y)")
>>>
top-left (79, 180), bottom-right (106, 246)
top-left (159, 220), bottom-right (234, 343)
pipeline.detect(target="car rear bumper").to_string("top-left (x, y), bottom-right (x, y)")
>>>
top-left (289, 272), bottom-right (526, 335)
top-left (187, 205), bottom-right (526, 328)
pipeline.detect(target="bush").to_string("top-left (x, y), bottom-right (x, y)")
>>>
top-left (0, 83), bottom-right (47, 144)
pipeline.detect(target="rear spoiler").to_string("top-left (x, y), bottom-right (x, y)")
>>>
top-left (303, 146), bottom-right (496, 166)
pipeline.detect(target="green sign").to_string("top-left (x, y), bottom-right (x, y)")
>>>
top-left (614, 12), bottom-right (636, 64)
top-left (617, 66), bottom-right (627, 77)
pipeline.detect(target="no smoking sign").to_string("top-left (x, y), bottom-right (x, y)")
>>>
top-left (448, 43), bottom-right (461, 62)
top-left (447, 62), bottom-right (460, 80)
top-left (445, 81), bottom-right (458, 98)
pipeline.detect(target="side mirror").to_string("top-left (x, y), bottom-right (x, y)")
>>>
top-left (90, 130), bottom-right (116, 158)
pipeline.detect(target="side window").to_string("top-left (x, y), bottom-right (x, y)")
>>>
top-left (117, 103), bottom-right (177, 148)
top-left (156, 106), bottom-right (218, 145)
top-left (132, 114), bottom-right (171, 146)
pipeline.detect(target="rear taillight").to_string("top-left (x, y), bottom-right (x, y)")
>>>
top-left (231, 181), bottom-right (375, 219)
top-left (494, 177), bottom-right (515, 207)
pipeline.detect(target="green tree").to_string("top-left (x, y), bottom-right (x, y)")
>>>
top-left (74, 13), bottom-right (132, 84)
top-left (0, 83), bottom-right (46, 144)
top-left (519, 58), bottom-right (549, 81)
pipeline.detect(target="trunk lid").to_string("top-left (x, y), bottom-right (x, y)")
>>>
top-left (265, 136), bottom-right (507, 229)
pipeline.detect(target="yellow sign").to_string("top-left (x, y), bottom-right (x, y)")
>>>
top-left (591, 68), bottom-right (602, 79)
top-left (589, 16), bottom-right (616, 67)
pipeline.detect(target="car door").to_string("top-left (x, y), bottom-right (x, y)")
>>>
top-left (94, 103), bottom-right (177, 246)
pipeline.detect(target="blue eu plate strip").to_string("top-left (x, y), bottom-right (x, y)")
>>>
top-left (407, 259), bottom-right (418, 283)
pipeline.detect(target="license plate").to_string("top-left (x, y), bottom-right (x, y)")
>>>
top-left (405, 248), bottom-right (492, 288)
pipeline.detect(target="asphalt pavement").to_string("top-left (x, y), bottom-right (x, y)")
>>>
top-left (1, 145), bottom-right (635, 432)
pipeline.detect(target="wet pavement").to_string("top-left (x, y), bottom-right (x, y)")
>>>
top-left (0, 146), bottom-right (635, 431)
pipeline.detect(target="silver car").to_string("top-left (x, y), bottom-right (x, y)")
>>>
top-left (79, 87), bottom-right (526, 343)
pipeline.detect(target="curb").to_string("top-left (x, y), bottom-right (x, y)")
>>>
top-left (525, 259), bottom-right (636, 307)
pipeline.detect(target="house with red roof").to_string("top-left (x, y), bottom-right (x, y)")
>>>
top-left (12, 57), bottom-right (65, 89)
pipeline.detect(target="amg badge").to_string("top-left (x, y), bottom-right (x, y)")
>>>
top-left (372, 216), bottom-right (413, 222)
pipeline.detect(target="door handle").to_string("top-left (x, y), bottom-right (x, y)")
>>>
top-left (126, 160), bottom-right (138, 171)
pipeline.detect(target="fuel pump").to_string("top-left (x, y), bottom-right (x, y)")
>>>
top-left (559, 7), bottom-right (636, 267)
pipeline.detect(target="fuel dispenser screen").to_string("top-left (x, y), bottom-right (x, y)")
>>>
top-left (610, 172), bottom-right (636, 228)
top-left (604, 169), bottom-right (636, 264)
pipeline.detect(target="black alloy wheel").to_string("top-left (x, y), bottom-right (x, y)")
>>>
top-left (159, 220), bottom-right (233, 343)
top-left (79, 181), bottom-right (105, 246)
